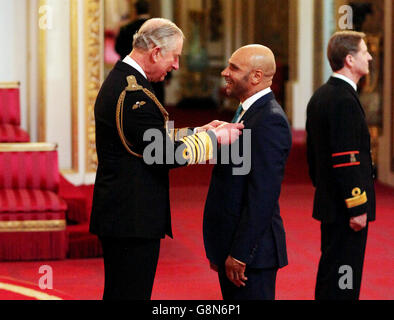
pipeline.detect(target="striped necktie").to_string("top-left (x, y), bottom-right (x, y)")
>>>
top-left (231, 104), bottom-right (243, 123)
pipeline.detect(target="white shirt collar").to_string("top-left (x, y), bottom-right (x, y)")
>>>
top-left (332, 73), bottom-right (357, 91)
top-left (241, 87), bottom-right (272, 111)
top-left (122, 55), bottom-right (147, 79)
top-left (233, 87), bottom-right (272, 123)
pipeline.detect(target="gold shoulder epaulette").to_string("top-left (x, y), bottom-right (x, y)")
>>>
top-left (116, 77), bottom-right (143, 158)
top-left (125, 75), bottom-right (143, 92)
top-left (116, 75), bottom-right (171, 158)
top-left (125, 75), bottom-right (169, 122)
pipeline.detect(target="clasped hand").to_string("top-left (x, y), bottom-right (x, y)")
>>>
top-left (225, 256), bottom-right (248, 287)
top-left (209, 256), bottom-right (248, 287)
top-left (349, 213), bottom-right (367, 232)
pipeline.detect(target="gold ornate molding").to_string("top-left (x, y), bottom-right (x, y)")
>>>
top-left (0, 82), bottom-right (20, 89)
top-left (391, 2), bottom-right (394, 172)
top-left (84, 0), bottom-right (102, 172)
top-left (285, 0), bottom-right (299, 124)
top-left (313, 0), bottom-right (324, 91)
top-left (0, 142), bottom-right (57, 152)
top-left (0, 219), bottom-right (66, 232)
top-left (70, 0), bottom-right (79, 172)
top-left (26, 0), bottom-right (31, 135)
top-left (363, 34), bottom-right (382, 94)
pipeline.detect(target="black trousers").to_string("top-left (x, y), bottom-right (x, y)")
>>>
top-left (315, 217), bottom-right (368, 300)
top-left (99, 236), bottom-right (160, 300)
top-left (218, 267), bottom-right (278, 300)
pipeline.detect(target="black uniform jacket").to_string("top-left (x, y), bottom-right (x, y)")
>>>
top-left (203, 92), bottom-right (291, 269)
top-left (306, 77), bottom-right (376, 223)
top-left (90, 61), bottom-right (215, 239)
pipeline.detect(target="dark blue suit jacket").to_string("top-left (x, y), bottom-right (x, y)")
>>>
top-left (203, 92), bottom-right (291, 269)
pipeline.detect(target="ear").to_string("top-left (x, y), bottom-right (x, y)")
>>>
top-left (150, 47), bottom-right (161, 63)
top-left (344, 54), bottom-right (354, 68)
top-left (251, 69), bottom-right (263, 85)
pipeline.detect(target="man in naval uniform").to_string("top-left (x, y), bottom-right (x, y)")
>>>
top-left (90, 18), bottom-right (244, 300)
top-left (306, 31), bottom-right (376, 300)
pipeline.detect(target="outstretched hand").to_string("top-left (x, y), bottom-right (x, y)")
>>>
top-left (211, 122), bottom-right (244, 145)
top-left (195, 120), bottom-right (227, 133)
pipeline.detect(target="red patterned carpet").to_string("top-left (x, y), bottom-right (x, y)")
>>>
top-left (0, 106), bottom-right (393, 300)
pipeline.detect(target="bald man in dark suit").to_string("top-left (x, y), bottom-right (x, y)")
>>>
top-left (203, 45), bottom-right (291, 300)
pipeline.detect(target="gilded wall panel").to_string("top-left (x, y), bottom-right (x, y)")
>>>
top-left (84, 0), bottom-right (102, 172)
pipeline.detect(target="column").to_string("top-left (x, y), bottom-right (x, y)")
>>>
top-left (286, 0), bottom-right (315, 130)
top-left (378, 0), bottom-right (394, 186)
top-left (0, 0), bottom-right (28, 131)
top-left (45, 0), bottom-right (72, 169)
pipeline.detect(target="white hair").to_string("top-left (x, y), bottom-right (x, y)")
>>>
top-left (133, 18), bottom-right (184, 53)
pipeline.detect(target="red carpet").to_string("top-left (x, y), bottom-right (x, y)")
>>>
top-left (0, 106), bottom-right (393, 300)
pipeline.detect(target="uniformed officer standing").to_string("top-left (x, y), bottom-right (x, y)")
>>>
top-left (306, 31), bottom-right (376, 300)
top-left (89, 18), bottom-right (244, 300)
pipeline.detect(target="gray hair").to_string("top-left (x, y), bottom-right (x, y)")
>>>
top-left (133, 18), bottom-right (184, 53)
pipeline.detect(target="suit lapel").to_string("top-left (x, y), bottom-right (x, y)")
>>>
top-left (241, 91), bottom-right (275, 123)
